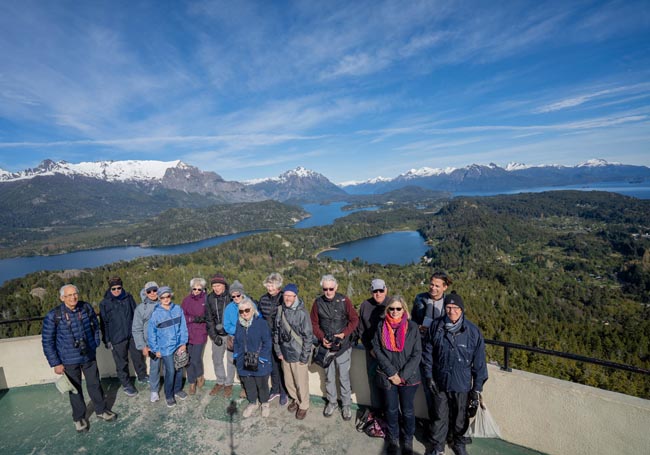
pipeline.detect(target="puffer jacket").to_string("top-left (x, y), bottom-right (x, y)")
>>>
top-left (422, 317), bottom-right (488, 393)
top-left (131, 288), bottom-right (158, 350)
top-left (147, 303), bottom-right (188, 357)
top-left (233, 316), bottom-right (272, 377)
top-left (205, 290), bottom-right (229, 342)
top-left (258, 291), bottom-right (283, 333)
top-left (42, 301), bottom-right (100, 367)
top-left (372, 319), bottom-right (422, 386)
top-left (99, 288), bottom-right (137, 346)
top-left (273, 298), bottom-right (313, 364)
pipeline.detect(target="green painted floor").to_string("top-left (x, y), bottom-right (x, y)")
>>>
top-left (0, 381), bottom-right (545, 455)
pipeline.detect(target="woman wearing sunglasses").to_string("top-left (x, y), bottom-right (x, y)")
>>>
top-left (372, 295), bottom-right (422, 455)
top-left (181, 278), bottom-right (208, 395)
top-left (233, 296), bottom-right (273, 418)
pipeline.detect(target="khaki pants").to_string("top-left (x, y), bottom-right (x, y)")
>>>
top-left (281, 360), bottom-right (310, 410)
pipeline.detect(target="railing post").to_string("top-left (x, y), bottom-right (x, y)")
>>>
top-left (501, 345), bottom-right (512, 372)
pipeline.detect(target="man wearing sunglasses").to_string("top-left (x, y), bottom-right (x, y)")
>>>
top-left (357, 278), bottom-right (390, 414)
top-left (310, 274), bottom-right (359, 421)
top-left (99, 276), bottom-right (148, 398)
top-left (133, 281), bottom-right (163, 402)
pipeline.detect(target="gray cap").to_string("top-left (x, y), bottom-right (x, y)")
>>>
top-left (230, 280), bottom-right (245, 296)
top-left (144, 281), bottom-right (159, 292)
top-left (371, 278), bottom-right (386, 291)
top-left (158, 286), bottom-right (173, 298)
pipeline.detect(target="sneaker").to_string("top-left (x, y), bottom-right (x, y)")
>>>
top-left (279, 394), bottom-right (288, 406)
top-left (138, 375), bottom-right (149, 384)
top-left (268, 393), bottom-right (280, 402)
top-left (150, 391), bottom-right (159, 403)
top-left (323, 401), bottom-right (337, 417)
top-left (96, 410), bottom-right (117, 421)
top-left (123, 385), bottom-right (138, 397)
top-left (287, 400), bottom-right (299, 413)
top-left (261, 402), bottom-right (270, 417)
top-left (74, 418), bottom-right (89, 432)
top-left (175, 390), bottom-right (188, 401)
top-left (342, 405), bottom-right (352, 421)
top-left (223, 385), bottom-right (233, 398)
top-left (209, 383), bottom-right (224, 396)
top-left (296, 408), bottom-right (308, 420)
top-left (166, 398), bottom-right (176, 408)
top-left (242, 403), bottom-right (258, 418)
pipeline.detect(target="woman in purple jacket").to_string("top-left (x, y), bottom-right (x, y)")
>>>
top-left (182, 277), bottom-right (208, 395)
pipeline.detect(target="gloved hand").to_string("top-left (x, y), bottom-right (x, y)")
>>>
top-left (105, 342), bottom-right (113, 351)
top-left (467, 390), bottom-right (481, 418)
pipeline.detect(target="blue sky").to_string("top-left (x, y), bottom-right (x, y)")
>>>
top-left (0, 0), bottom-right (648, 183)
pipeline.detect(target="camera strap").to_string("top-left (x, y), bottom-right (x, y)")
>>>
top-left (280, 307), bottom-right (303, 348)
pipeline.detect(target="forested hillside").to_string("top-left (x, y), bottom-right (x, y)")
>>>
top-left (1, 191), bottom-right (648, 397)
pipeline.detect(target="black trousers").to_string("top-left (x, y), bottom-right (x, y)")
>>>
top-left (269, 350), bottom-right (287, 397)
top-left (64, 360), bottom-right (107, 421)
top-left (111, 337), bottom-right (147, 387)
top-left (241, 375), bottom-right (270, 404)
top-left (429, 389), bottom-right (469, 450)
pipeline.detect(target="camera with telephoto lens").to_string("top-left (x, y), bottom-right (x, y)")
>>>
top-left (281, 331), bottom-right (292, 343)
top-left (215, 323), bottom-right (227, 336)
top-left (325, 334), bottom-right (342, 352)
top-left (75, 338), bottom-right (88, 356)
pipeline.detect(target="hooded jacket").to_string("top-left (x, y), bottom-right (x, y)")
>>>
top-left (422, 317), bottom-right (488, 393)
top-left (147, 302), bottom-right (188, 357)
top-left (273, 298), bottom-right (313, 364)
top-left (131, 288), bottom-right (158, 350)
top-left (99, 288), bottom-right (137, 346)
top-left (42, 301), bottom-right (100, 366)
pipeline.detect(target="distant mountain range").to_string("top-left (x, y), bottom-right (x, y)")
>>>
top-left (1, 158), bottom-right (649, 205)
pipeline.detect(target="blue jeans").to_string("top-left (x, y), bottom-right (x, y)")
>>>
top-left (161, 354), bottom-right (183, 399)
top-left (384, 383), bottom-right (418, 443)
top-left (149, 356), bottom-right (161, 392)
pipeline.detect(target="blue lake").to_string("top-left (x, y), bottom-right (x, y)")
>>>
top-left (294, 201), bottom-right (377, 228)
top-left (454, 182), bottom-right (650, 199)
top-left (318, 231), bottom-right (429, 266)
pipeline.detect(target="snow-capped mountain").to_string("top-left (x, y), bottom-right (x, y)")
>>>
top-left (341, 160), bottom-right (650, 194)
top-left (246, 166), bottom-right (348, 202)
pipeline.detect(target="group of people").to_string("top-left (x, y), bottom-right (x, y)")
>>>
top-left (41, 271), bottom-right (488, 455)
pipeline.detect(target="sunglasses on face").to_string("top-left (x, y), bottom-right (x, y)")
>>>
top-left (231, 294), bottom-right (242, 299)
top-left (322, 287), bottom-right (335, 292)
top-left (111, 286), bottom-right (122, 291)
top-left (239, 308), bottom-right (252, 314)
top-left (192, 288), bottom-right (203, 291)
top-left (388, 307), bottom-right (403, 312)
top-left (446, 306), bottom-right (462, 312)
top-left (146, 288), bottom-right (158, 294)
top-left (160, 295), bottom-right (172, 300)
top-left (372, 289), bottom-right (385, 294)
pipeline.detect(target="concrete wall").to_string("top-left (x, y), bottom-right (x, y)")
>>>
top-left (2, 336), bottom-right (649, 455)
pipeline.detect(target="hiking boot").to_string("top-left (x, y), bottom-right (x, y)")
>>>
top-left (242, 403), bottom-right (258, 418)
top-left (138, 375), bottom-right (149, 384)
top-left (223, 385), bottom-right (233, 398)
top-left (74, 418), bottom-right (89, 433)
top-left (197, 376), bottom-right (205, 389)
top-left (209, 383), bottom-right (223, 396)
top-left (342, 405), bottom-right (352, 421)
top-left (287, 400), bottom-right (299, 413)
top-left (296, 408), bottom-right (308, 420)
top-left (261, 402), bottom-right (270, 417)
top-left (323, 401), bottom-right (337, 417)
top-left (96, 410), bottom-right (117, 421)
top-left (450, 443), bottom-right (468, 455)
top-left (188, 383), bottom-right (196, 395)
top-left (150, 391), bottom-right (160, 403)
top-left (166, 398), bottom-right (176, 408)
top-left (123, 385), bottom-right (138, 397)
top-left (175, 390), bottom-right (188, 401)
top-left (402, 439), bottom-right (414, 455)
top-left (387, 440), bottom-right (400, 455)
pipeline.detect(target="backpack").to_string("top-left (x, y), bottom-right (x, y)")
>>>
top-left (355, 408), bottom-right (387, 439)
top-left (53, 302), bottom-right (97, 333)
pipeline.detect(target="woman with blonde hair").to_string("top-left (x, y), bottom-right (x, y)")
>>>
top-left (372, 295), bottom-right (421, 455)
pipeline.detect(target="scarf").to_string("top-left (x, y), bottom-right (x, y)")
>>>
top-left (381, 313), bottom-right (408, 352)
top-left (239, 315), bottom-right (253, 328)
top-left (444, 314), bottom-right (464, 333)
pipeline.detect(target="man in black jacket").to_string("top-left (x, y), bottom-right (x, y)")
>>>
top-left (100, 276), bottom-right (147, 397)
top-left (205, 273), bottom-right (234, 397)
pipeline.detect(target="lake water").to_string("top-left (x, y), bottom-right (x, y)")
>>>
top-left (318, 231), bottom-right (429, 266)
top-left (294, 201), bottom-right (377, 228)
top-left (454, 182), bottom-right (650, 199)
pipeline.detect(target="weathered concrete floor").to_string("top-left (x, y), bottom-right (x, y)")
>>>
top-left (0, 380), bottom-right (544, 455)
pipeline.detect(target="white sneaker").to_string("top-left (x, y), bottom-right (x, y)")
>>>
top-left (261, 402), bottom-right (270, 417)
top-left (242, 403), bottom-right (258, 418)
top-left (150, 391), bottom-right (159, 403)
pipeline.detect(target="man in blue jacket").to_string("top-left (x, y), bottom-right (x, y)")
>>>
top-left (42, 284), bottom-right (116, 432)
top-left (100, 276), bottom-right (148, 397)
top-left (422, 293), bottom-right (488, 455)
